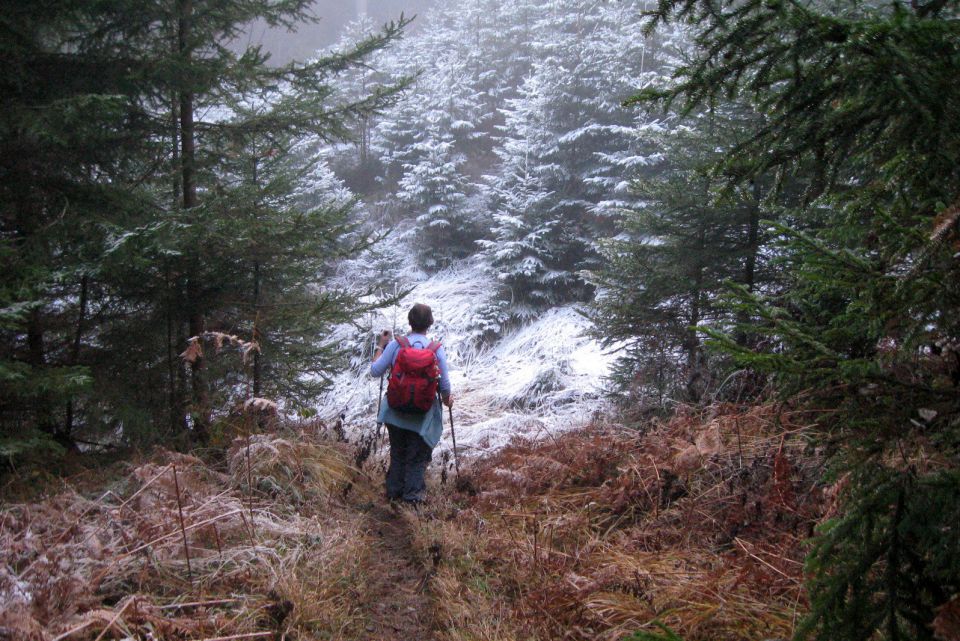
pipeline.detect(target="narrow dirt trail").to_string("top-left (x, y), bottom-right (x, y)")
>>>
top-left (351, 502), bottom-right (437, 641)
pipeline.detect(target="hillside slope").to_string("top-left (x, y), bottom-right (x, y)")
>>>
top-left (320, 250), bottom-right (616, 458)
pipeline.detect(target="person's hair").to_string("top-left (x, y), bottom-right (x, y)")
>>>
top-left (408, 303), bottom-right (434, 333)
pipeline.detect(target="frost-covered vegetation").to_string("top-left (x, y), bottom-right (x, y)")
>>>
top-left (321, 246), bottom-right (616, 456)
top-left (299, 0), bottom-right (683, 453)
top-left (314, 0), bottom-right (685, 315)
top-left (0, 428), bottom-right (400, 639)
top-left (3, 0), bottom-right (960, 640)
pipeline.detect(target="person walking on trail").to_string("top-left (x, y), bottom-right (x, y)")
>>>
top-left (370, 303), bottom-right (453, 504)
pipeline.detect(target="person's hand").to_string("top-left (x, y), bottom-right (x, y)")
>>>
top-left (442, 393), bottom-right (454, 408)
top-left (377, 330), bottom-right (392, 349)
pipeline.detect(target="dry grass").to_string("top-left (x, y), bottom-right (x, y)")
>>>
top-left (0, 401), bottom-right (829, 641)
top-left (0, 427), bottom-right (376, 641)
top-left (408, 401), bottom-right (827, 641)
top-left (228, 434), bottom-right (356, 503)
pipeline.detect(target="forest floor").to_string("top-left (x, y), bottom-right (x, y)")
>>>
top-left (0, 401), bottom-right (830, 641)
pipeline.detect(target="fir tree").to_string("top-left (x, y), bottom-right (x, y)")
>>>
top-left (0, 0), bottom-right (156, 456)
top-left (212, 108), bottom-right (373, 408)
top-left (482, 0), bottom-right (676, 313)
top-left (592, 112), bottom-right (771, 404)
top-left (478, 156), bottom-right (563, 316)
top-left (154, 1), bottom-right (407, 439)
top-left (0, 1), bottom-right (410, 456)
top-left (633, 0), bottom-right (960, 637)
top-left (396, 130), bottom-right (480, 269)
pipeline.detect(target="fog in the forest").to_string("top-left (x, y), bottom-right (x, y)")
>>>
top-left (240, 0), bottom-right (435, 64)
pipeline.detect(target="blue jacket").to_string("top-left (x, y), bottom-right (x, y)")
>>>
top-left (369, 333), bottom-right (450, 448)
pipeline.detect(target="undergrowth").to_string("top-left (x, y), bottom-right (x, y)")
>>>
top-left (1, 402), bottom-right (831, 641)
top-left (0, 422), bottom-right (379, 641)
top-left (407, 401), bottom-right (829, 641)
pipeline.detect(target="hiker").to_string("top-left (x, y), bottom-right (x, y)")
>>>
top-left (370, 303), bottom-right (453, 504)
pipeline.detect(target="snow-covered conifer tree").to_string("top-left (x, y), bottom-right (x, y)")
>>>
top-left (481, 1), bottom-right (676, 312)
top-left (396, 126), bottom-right (478, 269)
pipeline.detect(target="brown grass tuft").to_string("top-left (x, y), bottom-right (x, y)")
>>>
top-left (0, 401), bottom-right (829, 641)
top-left (227, 434), bottom-right (354, 502)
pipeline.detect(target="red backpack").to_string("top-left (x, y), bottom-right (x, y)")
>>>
top-left (386, 336), bottom-right (442, 414)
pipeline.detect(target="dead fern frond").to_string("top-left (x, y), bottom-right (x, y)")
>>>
top-left (933, 595), bottom-right (960, 641)
top-left (181, 331), bottom-right (259, 365)
top-left (180, 337), bottom-right (203, 364)
top-left (0, 428), bottom-right (372, 640)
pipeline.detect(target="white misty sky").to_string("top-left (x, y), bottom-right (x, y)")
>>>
top-left (239, 0), bottom-right (435, 65)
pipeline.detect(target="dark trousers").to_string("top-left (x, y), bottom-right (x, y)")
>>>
top-left (385, 424), bottom-right (433, 503)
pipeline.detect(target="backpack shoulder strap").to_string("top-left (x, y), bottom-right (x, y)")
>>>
top-left (426, 340), bottom-right (442, 354)
top-left (396, 335), bottom-right (411, 349)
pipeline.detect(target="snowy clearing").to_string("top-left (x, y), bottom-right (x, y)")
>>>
top-left (317, 259), bottom-right (615, 456)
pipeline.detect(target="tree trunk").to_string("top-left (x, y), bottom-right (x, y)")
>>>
top-left (63, 275), bottom-right (89, 440)
top-left (27, 308), bottom-right (77, 450)
top-left (744, 180), bottom-right (761, 293)
top-left (735, 180), bottom-right (763, 350)
top-left (27, 308), bottom-right (44, 370)
top-left (27, 309), bottom-right (52, 437)
top-left (166, 272), bottom-right (188, 435)
top-left (167, 83), bottom-right (188, 436)
top-left (178, 0), bottom-right (196, 215)
top-left (253, 262), bottom-right (262, 398)
top-left (685, 289), bottom-right (704, 402)
top-left (178, 0), bottom-right (209, 443)
top-left (177, 319), bottom-right (189, 431)
top-left (251, 156), bottom-right (262, 399)
top-left (685, 225), bottom-right (707, 403)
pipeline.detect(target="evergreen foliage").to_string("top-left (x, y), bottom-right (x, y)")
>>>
top-left (798, 466), bottom-right (960, 641)
top-left (479, 0), bottom-right (675, 313)
top-left (478, 151), bottom-right (562, 314)
top-left (632, 0), bottom-right (960, 637)
top-left (0, 1), bottom-right (409, 459)
top-left (330, 0), bottom-right (679, 315)
top-left (396, 130), bottom-right (480, 269)
top-left (592, 113), bottom-right (770, 403)
top-left (0, 0), bottom-right (151, 455)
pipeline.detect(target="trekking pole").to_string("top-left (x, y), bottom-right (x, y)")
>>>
top-left (434, 334), bottom-right (460, 483)
top-left (448, 401), bottom-right (461, 482)
top-left (375, 374), bottom-right (384, 442)
top-left (373, 329), bottom-right (386, 444)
